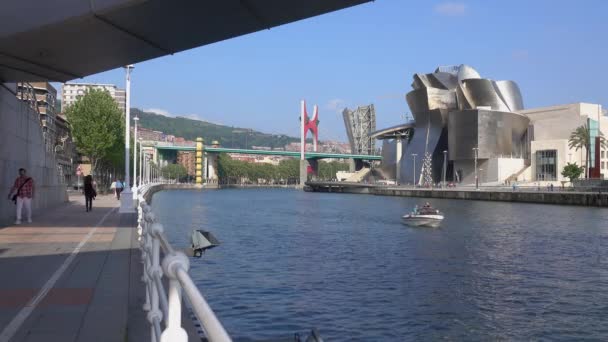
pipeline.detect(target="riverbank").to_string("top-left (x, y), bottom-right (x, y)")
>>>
top-left (305, 181), bottom-right (608, 207)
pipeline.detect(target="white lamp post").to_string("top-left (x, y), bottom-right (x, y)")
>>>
top-left (140, 142), bottom-right (144, 185)
top-left (120, 64), bottom-right (135, 213)
top-left (132, 116), bottom-right (139, 199)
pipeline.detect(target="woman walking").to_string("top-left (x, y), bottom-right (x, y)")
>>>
top-left (84, 175), bottom-right (97, 212)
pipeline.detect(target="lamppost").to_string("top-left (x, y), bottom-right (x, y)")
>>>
top-left (473, 147), bottom-right (479, 190)
top-left (411, 153), bottom-right (418, 186)
top-left (442, 150), bottom-right (448, 188)
top-left (139, 140), bottom-right (143, 185)
top-left (132, 116), bottom-right (139, 199)
top-left (120, 64), bottom-right (135, 213)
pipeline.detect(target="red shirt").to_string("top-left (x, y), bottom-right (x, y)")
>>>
top-left (12, 176), bottom-right (34, 198)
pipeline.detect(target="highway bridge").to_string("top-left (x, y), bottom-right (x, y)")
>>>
top-left (152, 144), bottom-right (381, 184)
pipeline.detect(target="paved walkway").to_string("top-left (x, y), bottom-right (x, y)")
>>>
top-left (0, 194), bottom-right (149, 342)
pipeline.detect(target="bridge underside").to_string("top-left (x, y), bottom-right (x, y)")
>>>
top-left (0, 0), bottom-right (370, 82)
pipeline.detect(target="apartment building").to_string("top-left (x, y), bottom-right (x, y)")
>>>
top-left (62, 82), bottom-right (126, 114)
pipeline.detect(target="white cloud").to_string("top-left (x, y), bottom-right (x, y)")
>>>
top-left (325, 98), bottom-right (347, 113)
top-left (144, 108), bottom-right (173, 117)
top-left (434, 2), bottom-right (467, 16)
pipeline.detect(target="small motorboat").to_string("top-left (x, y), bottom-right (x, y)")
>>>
top-left (402, 202), bottom-right (444, 228)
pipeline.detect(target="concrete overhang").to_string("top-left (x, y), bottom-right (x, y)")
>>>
top-left (369, 121), bottom-right (415, 140)
top-left (0, 0), bottom-right (371, 82)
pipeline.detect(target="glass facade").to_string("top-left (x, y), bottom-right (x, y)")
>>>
top-left (536, 149), bottom-right (557, 181)
top-left (588, 118), bottom-right (599, 167)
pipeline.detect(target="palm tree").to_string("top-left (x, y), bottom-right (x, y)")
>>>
top-left (568, 123), bottom-right (608, 178)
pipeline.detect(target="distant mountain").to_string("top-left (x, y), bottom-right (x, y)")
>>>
top-left (132, 108), bottom-right (300, 149)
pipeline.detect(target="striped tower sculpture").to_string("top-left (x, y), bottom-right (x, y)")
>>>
top-left (195, 137), bottom-right (204, 185)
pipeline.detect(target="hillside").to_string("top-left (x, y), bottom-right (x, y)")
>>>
top-left (132, 108), bottom-right (300, 149)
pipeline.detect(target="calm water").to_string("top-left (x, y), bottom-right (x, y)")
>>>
top-left (152, 189), bottom-right (608, 341)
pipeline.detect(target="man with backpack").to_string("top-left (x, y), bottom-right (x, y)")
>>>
top-left (7, 168), bottom-right (35, 224)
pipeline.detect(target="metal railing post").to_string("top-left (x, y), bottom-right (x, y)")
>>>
top-left (137, 184), bottom-right (232, 342)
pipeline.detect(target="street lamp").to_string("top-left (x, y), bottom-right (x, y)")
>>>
top-left (132, 115), bottom-right (139, 199)
top-left (139, 140), bottom-right (143, 185)
top-left (411, 153), bottom-right (418, 185)
top-left (473, 147), bottom-right (479, 190)
top-left (120, 64), bottom-right (135, 213)
top-left (442, 150), bottom-right (448, 188)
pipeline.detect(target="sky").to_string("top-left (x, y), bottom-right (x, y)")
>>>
top-left (63, 0), bottom-right (608, 142)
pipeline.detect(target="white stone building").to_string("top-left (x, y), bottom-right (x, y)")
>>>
top-left (62, 83), bottom-right (126, 114)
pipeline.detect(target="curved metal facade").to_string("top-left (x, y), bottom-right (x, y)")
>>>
top-left (384, 64), bottom-right (530, 185)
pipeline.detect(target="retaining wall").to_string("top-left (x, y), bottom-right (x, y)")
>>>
top-left (0, 84), bottom-right (67, 227)
top-left (306, 182), bottom-right (608, 207)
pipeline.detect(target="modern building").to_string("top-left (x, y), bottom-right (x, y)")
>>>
top-left (375, 64), bottom-right (607, 185)
top-left (518, 103), bottom-right (607, 182)
top-left (62, 83), bottom-right (126, 114)
top-left (17, 82), bottom-right (58, 150)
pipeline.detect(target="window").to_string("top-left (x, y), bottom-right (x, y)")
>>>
top-left (603, 162), bottom-right (606, 169)
top-left (602, 150), bottom-right (606, 159)
top-left (535, 150), bottom-right (557, 181)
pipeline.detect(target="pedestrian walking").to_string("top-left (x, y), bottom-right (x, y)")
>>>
top-left (6, 168), bottom-right (34, 224)
top-left (115, 179), bottom-right (124, 200)
top-left (84, 175), bottom-right (97, 212)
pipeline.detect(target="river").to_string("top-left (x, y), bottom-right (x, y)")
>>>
top-left (152, 188), bottom-right (608, 341)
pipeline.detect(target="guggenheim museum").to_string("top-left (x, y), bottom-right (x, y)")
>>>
top-left (374, 64), bottom-right (607, 185)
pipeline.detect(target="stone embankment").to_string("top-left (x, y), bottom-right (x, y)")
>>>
top-left (305, 182), bottom-right (608, 207)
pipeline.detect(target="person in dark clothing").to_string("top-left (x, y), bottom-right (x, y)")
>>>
top-left (84, 175), bottom-right (97, 212)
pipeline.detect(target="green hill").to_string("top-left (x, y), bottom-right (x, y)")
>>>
top-left (132, 108), bottom-right (299, 149)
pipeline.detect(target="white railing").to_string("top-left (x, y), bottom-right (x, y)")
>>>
top-left (137, 183), bottom-right (232, 342)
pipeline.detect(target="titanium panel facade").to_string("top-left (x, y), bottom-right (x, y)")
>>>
top-left (379, 64), bottom-right (529, 185)
top-left (448, 109), bottom-right (530, 160)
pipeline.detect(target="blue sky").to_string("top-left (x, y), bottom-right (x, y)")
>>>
top-left (66, 0), bottom-right (608, 141)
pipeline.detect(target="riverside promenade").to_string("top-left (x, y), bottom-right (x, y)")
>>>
top-left (0, 194), bottom-right (149, 342)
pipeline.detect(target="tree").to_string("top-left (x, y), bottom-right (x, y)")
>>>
top-left (162, 164), bottom-right (187, 180)
top-left (65, 89), bottom-right (124, 174)
top-left (561, 162), bottom-right (584, 183)
top-left (568, 123), bottom-right (608, 178)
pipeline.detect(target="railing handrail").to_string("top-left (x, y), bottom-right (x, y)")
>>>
top-left (137, 181), bottom-right (232, 342)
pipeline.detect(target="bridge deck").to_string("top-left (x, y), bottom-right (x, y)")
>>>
top-left (155, 146), bottom-right (382, 160)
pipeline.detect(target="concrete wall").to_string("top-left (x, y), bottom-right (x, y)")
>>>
top-left (0, 83), bottom-right (67, 226)
top-left (531, 139), bottom-right (571, 182)
top-left (306, 182), bottom-right (608, 207)
top-left (486, 158), bottom-right (525, 183)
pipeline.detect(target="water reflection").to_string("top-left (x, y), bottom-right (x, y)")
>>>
top-left (152, 189), bottom-right (608, 341)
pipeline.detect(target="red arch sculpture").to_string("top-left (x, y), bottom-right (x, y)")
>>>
top-left (300, 100), bottom-right (319, 160)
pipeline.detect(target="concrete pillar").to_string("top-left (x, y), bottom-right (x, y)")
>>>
top-left (299, 159), bottom-right (318, 186)
top-left (396, 137), bottom-right (403, 182)
top-left (195, 137), bottom-right (204, 185)
top-left (349, 159), bottom-right (356, 172)
top-left (299, 159), bottom-right (308, 187)
top-left (308, 159), bottom-right (319, 181)
top-left (207, 153), bottom-right (218, 180)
